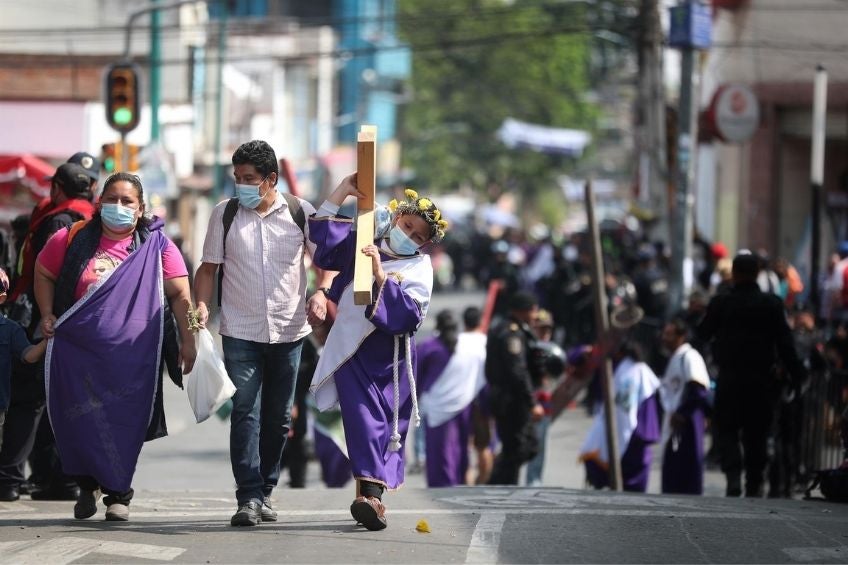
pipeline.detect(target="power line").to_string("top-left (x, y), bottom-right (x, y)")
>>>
top-left (0, 21), bottom-right (638, 69)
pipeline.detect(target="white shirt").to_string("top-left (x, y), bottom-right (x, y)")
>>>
top-left (201, 192), bottom-right (317, 344)
top-left (659, 343), bottom-right (710, 449)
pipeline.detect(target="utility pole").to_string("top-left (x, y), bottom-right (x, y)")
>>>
top-left (121, 1), bottom-right (213, 141)
top-left (810, 65), bottom-right (828, 315)
top-left (150, 0), bottom-right (161, 141)
top-left (213, 3), bottom-right (228, 199)
top-left (668, 0), bottom-right (711, 314)
top-left (637, 0), bottom-right (668, 243)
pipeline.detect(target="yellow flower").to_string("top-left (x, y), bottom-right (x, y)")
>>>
top-left (404, 188), bottom-right (418, 200)
top-left (388, 199), bottom-right (398, 212)
top-left (432, 209), bottom-right (441, 221)
top-left (418, 198), bottom-right (432, 210)
top-left (438, 219), bottom-right (449, 229)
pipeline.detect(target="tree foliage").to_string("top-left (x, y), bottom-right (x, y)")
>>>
top-left (397, 0), bottom-right (600, 206)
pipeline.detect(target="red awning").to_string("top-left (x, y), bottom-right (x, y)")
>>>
top-left (0, 154), bottom-right (55, 200)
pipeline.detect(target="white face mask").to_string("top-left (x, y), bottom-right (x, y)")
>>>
top-left (388, 225), bottom-right (419, 255)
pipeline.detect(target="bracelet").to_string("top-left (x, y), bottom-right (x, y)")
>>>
top-left (317, 287), bottom-right (331, 297)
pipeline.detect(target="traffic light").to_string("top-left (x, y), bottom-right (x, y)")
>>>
top-left (101, 142), bottom-right (142, 172)
top-left (101, 143), bottom-right (117, 173)
top-left (126, 143), bottom-right (140, 172)
top-left (104, 63), bottom-right (141, 133)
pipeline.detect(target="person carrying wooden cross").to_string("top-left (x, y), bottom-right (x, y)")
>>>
top-left (308, 170), bottom-right (448, 531)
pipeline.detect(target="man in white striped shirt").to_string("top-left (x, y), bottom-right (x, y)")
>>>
top-left (194, 140), bottom-right (333, 527)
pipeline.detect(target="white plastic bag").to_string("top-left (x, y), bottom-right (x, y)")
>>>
top-left (185, 328), bottom-right (236, 423)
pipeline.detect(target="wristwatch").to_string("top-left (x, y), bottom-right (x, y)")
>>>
top-left (317, 287), bottom-right (331, 297)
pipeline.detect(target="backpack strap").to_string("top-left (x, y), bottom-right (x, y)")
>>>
top-left (217, 198), bottom-right (240, 307)
top-left (282, 192), bottom-right (306, 236)
top-left (66, 220), bottom-right (90, 247)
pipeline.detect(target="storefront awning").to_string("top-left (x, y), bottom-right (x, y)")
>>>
top-left (0, 154), bottom-right (54, 199)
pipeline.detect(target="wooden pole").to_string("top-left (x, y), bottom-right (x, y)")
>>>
top-left (354, 125), bottom-right (377, 305)
top-left (279, 158), bottom-right (300, 198)
top-left (478, 279), bottom-right (503, 334)
top-left (585, 179), bottom-right (623, 491)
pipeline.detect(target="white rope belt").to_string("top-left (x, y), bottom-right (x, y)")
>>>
top-left (388, 334), bottom-right (420, 452)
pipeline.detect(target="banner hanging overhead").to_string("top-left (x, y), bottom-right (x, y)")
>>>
top-left (497, 118), bottom-right (591, 157)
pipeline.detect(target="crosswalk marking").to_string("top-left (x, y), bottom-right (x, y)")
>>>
top-left (465, 512), bottom-right (506, 564)
top-left (0, 537), bottom-right (184, 564)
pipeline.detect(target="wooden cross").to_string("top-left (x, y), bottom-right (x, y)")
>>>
top-left (353, 125), bottom-right (377, 305)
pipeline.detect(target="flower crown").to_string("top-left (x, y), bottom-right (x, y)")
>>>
top-left (388, 188), bottom-right (449, 243)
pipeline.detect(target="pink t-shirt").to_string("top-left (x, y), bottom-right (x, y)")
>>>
top-left (37, 227), bottom-right (189, 301)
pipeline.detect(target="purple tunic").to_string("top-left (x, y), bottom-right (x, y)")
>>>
top-left (416, 337), bottom-right (450, 396)
top-left (661, 382), bottom-right (710, 494)
top-left (313, 424), bottom-right (353, 488)
top-left (309, 216), bottom-right (431, 489)
top-left (585, 394), bottom-right (661, 492)
top-left (425, 406), bottom-right (472, 487)
top-left (46, 224), bottom-right (167, 493)
top-left (417, 336), bottom-right (471, 487)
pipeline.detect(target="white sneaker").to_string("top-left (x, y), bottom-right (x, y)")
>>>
top-left (105, 502), bottom-right (129, 521)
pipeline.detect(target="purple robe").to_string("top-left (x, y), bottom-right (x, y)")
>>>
top-left (312, 409), bottom-right (353, 488)
top-left (416, 337), bottom-right (450, 396)
top-left (308, 215), bottom-right (432, 489)
top-left (425, 406), bottom-right (472, 487)
top-left (585, 394), bottom-right (662, 492)
top-left (661, 381), bottom-right (710, 494)
top-left (417, 337), bottom-right (471, 487)
top-left (46, 225), bottom-right (167, 493)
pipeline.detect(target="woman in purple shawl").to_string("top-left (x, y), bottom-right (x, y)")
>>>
top-left (308, 174), bottom-right (448, 531)
top-left (34, 173), bottom-right (195, 522)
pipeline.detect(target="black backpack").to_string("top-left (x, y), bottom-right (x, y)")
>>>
top-left (216, 193), bottom-right (305, 306)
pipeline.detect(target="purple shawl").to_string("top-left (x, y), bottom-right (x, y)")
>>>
top-left (46, 223), bottom-right (166, 493)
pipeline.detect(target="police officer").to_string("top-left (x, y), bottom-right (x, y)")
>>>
top-left (485, 291), bottom-right (544, 485)
top-left (697, 251), bottom-right (806, 498)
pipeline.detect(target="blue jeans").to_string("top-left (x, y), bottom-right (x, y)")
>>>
top-left (222, 336), bottom-right (303, 505)
top-left (525, 416), bottom-right (550, 486)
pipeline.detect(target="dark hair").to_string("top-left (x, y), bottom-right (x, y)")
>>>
top-left (100, 172), bottom-right (151, 229)
top-left (508, 291), bottom-right (538, 312)
top-left (435, 309), bottom-right (459, 354)
top-left (732, 252), bottom-right (759, 282)
top-left (463, 306), bottom-right (482, 330)
top-left (232, 140), bottom-right (279, 182)
top-left (617, 337), bottom-right (643, 363)
top-left (666, 316), bottom-right (689, 340)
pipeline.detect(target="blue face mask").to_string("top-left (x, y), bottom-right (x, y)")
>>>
top-left (389, 226), bottom-right (419, 255)
top-left (236, 178), bottom-right (269, 209)
top-left (100, 203), bottom-right (137, 232)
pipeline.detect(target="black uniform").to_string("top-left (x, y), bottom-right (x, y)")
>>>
top-left (697, 281), bottom-right (806, 497)
top-left (485, 316), bottom-right (539, 485)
